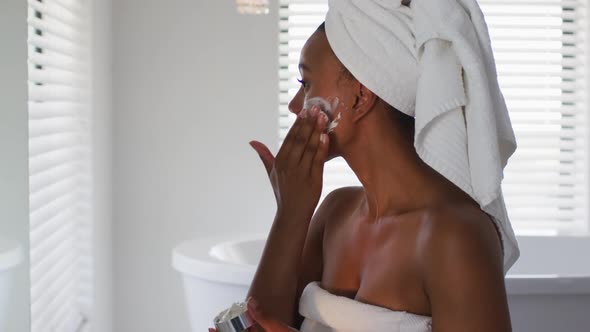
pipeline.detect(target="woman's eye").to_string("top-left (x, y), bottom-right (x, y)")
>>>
top-left (297, 78), bottom-right (307, 88)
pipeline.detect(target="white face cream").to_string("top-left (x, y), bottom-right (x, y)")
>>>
top-left (328, 112), bottom-right (342, 132)
top-left (303, 96), bottom-right (343, 133)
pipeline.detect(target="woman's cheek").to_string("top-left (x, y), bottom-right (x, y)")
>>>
top-left (326, 96), bottom-right (351, 134)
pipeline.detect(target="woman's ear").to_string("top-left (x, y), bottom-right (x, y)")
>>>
top-left (350, 84), bottom-right (377, 123)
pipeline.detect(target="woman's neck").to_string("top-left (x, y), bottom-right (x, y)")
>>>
top-left (340, 109), bottom-right (448, 222)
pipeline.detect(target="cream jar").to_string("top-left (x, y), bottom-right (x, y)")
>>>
top-left (213, 301), bottom-right (254, 332)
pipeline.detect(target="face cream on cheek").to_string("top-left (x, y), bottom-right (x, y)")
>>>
top-left (327, 112), bottom-right (342, 133)
top-left (303, 96), bottom-right (344, 134)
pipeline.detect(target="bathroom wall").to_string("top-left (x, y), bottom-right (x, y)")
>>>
top-left (112, 0), bottom-right (279, 331)
top-left (92, 0), bottom-right (114, 330)
top-left (0, 1), bottom-right (30, 331)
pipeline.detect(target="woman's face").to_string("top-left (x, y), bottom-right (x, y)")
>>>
top-left (288, 27), bottom-right (357, 161)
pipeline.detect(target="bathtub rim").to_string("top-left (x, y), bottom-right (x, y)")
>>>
top-left (172, 233), bottom-right (259, 286)
top-left (172, 234), bottom-right (590, 295)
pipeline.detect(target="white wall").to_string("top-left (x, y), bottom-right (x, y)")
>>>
top-left (0, 1), bottom-right (30, 331)
top-left (112, 0), bottom-right (279, 330)
top-left (92, 0), bottom-right (113, 331)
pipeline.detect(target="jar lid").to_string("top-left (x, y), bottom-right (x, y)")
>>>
top-left (214, 302), bottom-right (254, 332)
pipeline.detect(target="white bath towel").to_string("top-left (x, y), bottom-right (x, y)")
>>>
top-left (325, 0), bottom-right (519, 273)
top-left (299, 281), bottom-right (432, 332)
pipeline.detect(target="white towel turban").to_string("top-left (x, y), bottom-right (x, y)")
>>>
top-left (325, 0), bottom-right (520, 273)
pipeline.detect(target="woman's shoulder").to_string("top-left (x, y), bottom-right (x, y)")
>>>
top-left (415, 202), bottom-right (505, 275)
top-left (325, 185), bottom-right (364, 200)
top-left (414, 203), bottom-right (508, 329)
top-left (319, 186), bottom-right (364, 211)
top-left (417, 202), bottom-right (501, 247)
top-left (314, 186), bottom-right (363, 230)
top-left (309, 186), bottom-right (362, 233)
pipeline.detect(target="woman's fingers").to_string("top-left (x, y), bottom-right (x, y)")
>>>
top-left (300, 110), bottom-right (328, 174)
top-left (286, 106), bottom-right (320, 166)
top-left (311, 131), bottom-right (330, 179)
top-left (249, 140), bottom-right (275, 176)
top-left (275, 110), bottom-right (306, 163)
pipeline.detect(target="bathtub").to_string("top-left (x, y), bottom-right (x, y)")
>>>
top-left (0, 237), bottom-right (22, 330)
top-left (172, 233), bottom-right (590, 332)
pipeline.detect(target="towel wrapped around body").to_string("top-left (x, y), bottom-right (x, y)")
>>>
top-left (299, 281), bottom-right (433, 332)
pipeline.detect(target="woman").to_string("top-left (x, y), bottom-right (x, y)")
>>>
top-left (212, 0), bottom-right (517, 331)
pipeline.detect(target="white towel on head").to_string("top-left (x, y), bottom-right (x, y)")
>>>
top-left (325, 0), bottom-right (520, 273)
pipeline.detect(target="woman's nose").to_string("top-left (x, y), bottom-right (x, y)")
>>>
top-left (288, 88), bottom-right (304, 115)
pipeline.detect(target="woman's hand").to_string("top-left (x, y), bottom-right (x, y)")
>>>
top-left (249, 105), bottom-right (330, 219)
top-left (245, 297), bottom-right (299, 331)
top-left (208, 297), bottom-right (299, 332)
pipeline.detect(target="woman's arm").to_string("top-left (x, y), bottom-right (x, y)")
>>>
top-left (246, 186), bottom-right (341, 329)
top-left (245, 210), bottom-right (312, 327)
top-left (419, 209), bottom-right (511, 332)
top-left (245, 106), bottom-right (331, 328)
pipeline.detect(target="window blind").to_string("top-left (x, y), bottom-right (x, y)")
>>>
top-left (27, 0), bottom-right (93, 331)
top-left (278, 0), bottom-right (589, 236)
